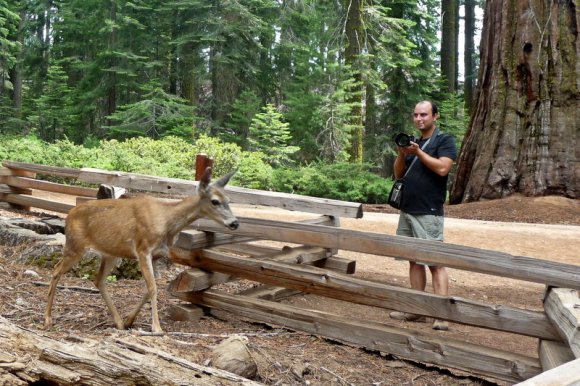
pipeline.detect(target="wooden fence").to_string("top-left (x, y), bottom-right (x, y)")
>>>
top-left (0, 160), bottom-right (579, 385)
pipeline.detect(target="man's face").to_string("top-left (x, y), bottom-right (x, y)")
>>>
top-left (413, 102), bottom-right (437, 132)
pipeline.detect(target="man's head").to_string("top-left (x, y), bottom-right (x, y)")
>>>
top-left (413, 101), bottom-right (439, 133)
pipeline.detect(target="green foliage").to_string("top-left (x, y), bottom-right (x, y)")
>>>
top-left (0, 0), bottom-right (19, 80)
top-left (314, 63), bottom-right (359, 163)
top-left (0, 134), bottom-right (270, 186)
top-left (272, 162), bottom-right (393, 204)
top-left (105, 87), bottom-right (196, 140)
top-left (235, 151), bottom-right (274, 190)
top-left (248, 104), bottom-right (300, 167)
top-left (30, 62), bottom-right (77, 142)
top-left (437, 93), bottom-right (468, 149)
top-left (0, 134), bottom-right (398, 203)
top-left (222, 89), bottom-right (262, 150)
top-left (0, 95), bottom-right (25, 134)
top-left (366, 0), bottom-right (443, 169)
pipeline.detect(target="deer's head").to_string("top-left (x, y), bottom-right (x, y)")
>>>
top-left (197, 167), bottom-right (239, 230)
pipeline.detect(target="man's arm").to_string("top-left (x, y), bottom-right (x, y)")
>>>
top-left (397, 138), bottom-right (455, 177)
top-left (393, 149), bottom-right (407, 179)
top-left (415, 150), bottom-right (454, 177)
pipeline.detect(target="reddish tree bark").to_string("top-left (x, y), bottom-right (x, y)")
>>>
top-left (450, 0), bottom-right (579, 203)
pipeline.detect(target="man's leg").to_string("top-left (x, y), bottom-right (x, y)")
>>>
top-left (409, 261), bottom-right (427, 291)
top-left (429, 265), bottom-right (449, 330)
top-left (390, 261), bottom-right (427, 322)
top-left (429, 266), bottom-right (448, 295)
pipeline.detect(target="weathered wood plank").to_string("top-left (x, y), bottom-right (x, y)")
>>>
top-left (0, 185), bottom-right (32, 195)
top-left (237, 285), bottom-right (301, 301)
top-left (0, 316), bottom-right (262, 385)
top-left (0, 168), bottom-right (36, 210)
top-left (538, 339), bottom-right (575, 371)
top-left (186, 290), bottom-right (541, 383)
top-left (174, 249), bottom-right (560, 340)
top-left (256, 245), bottom-right (330, 263)
top-left (544, 288), bottom-right (580, 357)
top-left (214, 242), bottom-right (280, 256)
top-left (2, 161), bottom-right (363, 217)
top-left (176, 215), bottom-right (336, 250)
top-left (76, 168), bottom-right (362, 218)
top-left (0, 193), bottom-right (74, 213)
top-left (195, 217), bottom-right (580, 290)
top-left (78, 167), bottom-right (197, 194)
top-left (225, 186), bottom-right (363, 219)
top-left (168, 246), bottom-right (355, 297)
top-left (3, 161), bottom-right (81, 179)
top-left (0, 167), bottom-right (36, 178)
top-left (0, 175), bottom-right (97, 197)
top-left (514, 358), bottom-right (580, 386)
top-left (176, 230), bottom-right (256, 250)
top-left (168, 268), bottom-right (231, 293)
top-left (312, 256), bottom-right (356, 274)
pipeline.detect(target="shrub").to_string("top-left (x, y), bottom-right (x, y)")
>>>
top-left (0, 134), bottom-right (272, 187)
top-left (0, 135), bottom-right (392, 203)
top-left (272, 162), bottom-right (393, 204)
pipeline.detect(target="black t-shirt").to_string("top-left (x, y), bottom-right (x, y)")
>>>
top-left (400, 131), bottom-right (457, 216)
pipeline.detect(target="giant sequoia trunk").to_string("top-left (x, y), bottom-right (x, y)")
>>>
top-left (450, 0), bottom-right (578, 203)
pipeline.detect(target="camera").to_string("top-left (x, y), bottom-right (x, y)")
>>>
top-left (394, 133), bottom-right (416, 147)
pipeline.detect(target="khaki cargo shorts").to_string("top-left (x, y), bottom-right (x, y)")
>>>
top-left (396, 212), bottom-right (444, 265)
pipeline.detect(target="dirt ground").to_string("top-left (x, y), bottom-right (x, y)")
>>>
top-left (0, 194), bottom-right (579, 385)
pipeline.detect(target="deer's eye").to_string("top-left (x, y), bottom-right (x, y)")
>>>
top-left (211, 199), bottom-right (221, 206)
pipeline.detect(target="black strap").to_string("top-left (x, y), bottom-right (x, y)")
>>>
top-left (401, 130), bottom-right (437, 179)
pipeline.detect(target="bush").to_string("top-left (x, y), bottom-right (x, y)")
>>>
top-left (0, 134), bottom-right (271, 186)
top-left (0, 135), bottom-right (392, 203)
top-left (272, 162), bottom-right (393, 204)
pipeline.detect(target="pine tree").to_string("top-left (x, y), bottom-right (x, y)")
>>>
top-left (105, 85), bottom-right (195, 140)
top-left (248, 104), bottom-right (299, 167)
top-left (32, 62), bottom-right (76, 142)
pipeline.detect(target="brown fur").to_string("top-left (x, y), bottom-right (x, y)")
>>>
top-left (45, 168), bottom-right (238, 333)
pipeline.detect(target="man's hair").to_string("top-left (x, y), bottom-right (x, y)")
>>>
top-left (430, 101), bottom-right (439, 115)
top-left (418, 100), bottom-right (438, 116)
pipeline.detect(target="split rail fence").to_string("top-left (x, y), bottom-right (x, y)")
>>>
top-left (0, 160), bottom-right (579, 385)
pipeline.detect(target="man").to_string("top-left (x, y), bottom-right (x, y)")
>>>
top-left (389, 100), bottom-right (457, 331)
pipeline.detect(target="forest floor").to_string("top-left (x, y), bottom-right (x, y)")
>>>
top-left (0, 193), bottom-right (579, 385)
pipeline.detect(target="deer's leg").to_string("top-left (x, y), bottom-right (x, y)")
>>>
top-left (94, 256), bottom-right (125, 330)
top-left (126, 252), bottom-right (162, 333)
top-left (123, 255), bottom-right (159, 329)
top-left (125, 254), bottom-right (165, 330)
top-left (45, 250), bottom-right (83, 329)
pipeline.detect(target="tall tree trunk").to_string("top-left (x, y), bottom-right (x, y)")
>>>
top-left (11, 7), bottom-right (25, 124)
top-left (450, 0), bottom-right (579, 203)
top-left (344, 0), bottom-right (364, 162)
top-left (463, 0), bottom-right (476, 114)
top-left (454, 0), bottom-right (460, 92)
top-left (441, 0), bottom-right (457, 92)
top-left (106, 0), bottom-right (117, 120)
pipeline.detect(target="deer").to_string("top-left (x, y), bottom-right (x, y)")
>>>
top-left (44, 167), bottom-right (239, 333)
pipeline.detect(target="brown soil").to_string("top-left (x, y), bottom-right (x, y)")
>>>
top-left (0, 194), bottom-right (579, 386)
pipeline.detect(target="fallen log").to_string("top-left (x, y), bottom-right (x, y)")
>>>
top-left (0, 316), bottom-right (262, 386)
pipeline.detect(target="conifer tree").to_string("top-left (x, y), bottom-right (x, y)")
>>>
top-left (248, 104), bottom-right (299, 167)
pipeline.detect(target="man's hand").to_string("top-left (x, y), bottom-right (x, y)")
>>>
top-left (398, 141), bottom-right (419, 155)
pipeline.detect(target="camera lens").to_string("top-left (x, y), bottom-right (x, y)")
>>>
top-left (395, 133), bottom-right (412, 147)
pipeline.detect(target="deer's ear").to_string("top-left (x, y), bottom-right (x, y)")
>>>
top-left (197, 167), bottom-right (212, 193)
top-left (213, 169), bottom-right (236, 188)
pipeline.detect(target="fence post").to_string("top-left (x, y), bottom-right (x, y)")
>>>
top-left (195, 153), bottom-right (214, 181)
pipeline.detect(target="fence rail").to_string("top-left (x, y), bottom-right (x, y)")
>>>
top-left (0, 160), bottom-right (578, 385)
